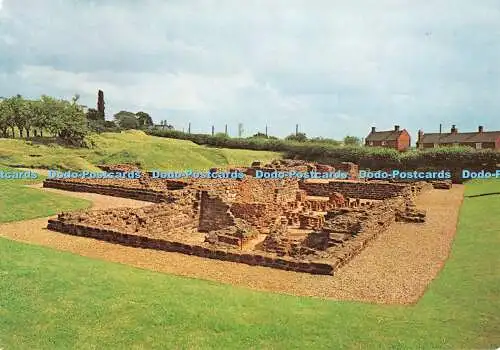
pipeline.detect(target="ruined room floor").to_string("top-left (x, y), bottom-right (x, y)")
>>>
top-left (0, 183), bottom-right (465, 305)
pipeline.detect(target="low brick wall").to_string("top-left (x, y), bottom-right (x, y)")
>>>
top-left (43, 180), bottom-right (167, 203)
top-left (334, 162), bottom-right (359, 179)
top-left (47, 220), bottom-right (335, 275)
top-left (326, 210), bottom-right (396, 270)
top-left (299, 180), bottom-right (410, 200)
top-left (230, 202), bottom-right (281, 231)
top-left (198, 191), bottom-right (235, 232)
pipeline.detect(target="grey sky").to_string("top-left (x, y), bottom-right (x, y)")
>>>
top-left (1, 0), bottom-right (499, 139)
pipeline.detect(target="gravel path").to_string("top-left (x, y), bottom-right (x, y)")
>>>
top-left (0, 182), bottom-right (464, 304)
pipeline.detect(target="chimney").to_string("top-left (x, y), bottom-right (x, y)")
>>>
top-left (478, 125), bottom-right (484, 133)
top-left (417, 129), bottom-right (424, 149)
top-left (439, 124), bottom-right (442, 134)
top-left (371, 126), bottom-right (376, 133)
top-left (394, 125), bottom-right (400, 131)
top-left (451, 125), bottom-right (458, 134)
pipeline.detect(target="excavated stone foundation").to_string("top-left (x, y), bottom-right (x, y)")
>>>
top-left (45, 160), bottom-right (442, 275)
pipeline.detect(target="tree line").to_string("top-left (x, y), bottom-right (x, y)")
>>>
top-left (0, 94), bottom-right (88, 145)
top-left (0, 93), bottom-right (160, 145)
top-left (153, 127), bottom-right (360, 146)
top-left (0, 91), bottom-right (361, 147)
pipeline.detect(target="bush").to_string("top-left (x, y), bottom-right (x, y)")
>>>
top-left (285, 132), bottom-right (307, 142)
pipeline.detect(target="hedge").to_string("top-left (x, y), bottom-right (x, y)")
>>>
top-left (146, 129), bottom-right (500, 168)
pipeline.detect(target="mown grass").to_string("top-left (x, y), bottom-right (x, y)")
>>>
top-left (0, 179), bottom-right (499, 349)
top-left (0, 167), bottom-right (91, 223)
top-left (0, 130), bottom-right (281, 171)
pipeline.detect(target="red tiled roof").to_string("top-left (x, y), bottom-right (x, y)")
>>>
top-left (465, 131), bottom-right (500, 143)
top-left (420, 131), bottom-right (500, 144)
top-left (366, 130), bottom-right (404, 142)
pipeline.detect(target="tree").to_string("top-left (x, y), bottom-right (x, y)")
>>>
top-left (136, 111), bottom-right (153, 128)
top-left (114, 111), bottom-right (139, 129)
top-left (85, 108), bottom-right (103, 132)
top-left (285, 132), bottom-right (307, 142)
top-left (86, 108), bottom-right (102, 122)
top-left (38, 96), bottom-right (88, 144)
top-left (214, 132), bottom-right (229, 139)
top-left (58, 100), bottom-right (88, 145)
top-left (3, 94), bottom-right (24, 138)
top-left (309, 137), bottom-right (342, 146)
top-left (1, 95), bottom-right (49, 138)
top-left (0, 94), bottom-right (89, 143)
top-left (118, 115), bottom-right (139, 129)
top-left (8, 96), bottom-right (43, 138)
top-left (0, 99), bottom-right (12, 137)
top-left (37, 95), bottom-right (64, 138)
top-left (72, 94), bottom-right (80, 105)
top-left (250, 132), bottom-right (268, 138)
top-left (97, 90), bottom-right (105, 119)
top-left (104, 120), bottom-right (117, 128)
top-left (22, 99), bottom-right (38, 138)
top-left (343, 135), bottom-right (361, 146)
top-left (39, 95), bottom-right (63, 137)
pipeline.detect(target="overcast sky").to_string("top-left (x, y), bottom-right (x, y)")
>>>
top-left (1, 0), bottom-right (499, 139)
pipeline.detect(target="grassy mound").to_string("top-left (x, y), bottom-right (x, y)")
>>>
top-left (0, 130), bottom-right (281, 171)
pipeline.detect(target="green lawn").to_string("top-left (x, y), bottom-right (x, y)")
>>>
top-left (0, 130), bottom-right (281, 171)
top-left (0, 180), bottom-right (499, 349)
top-left (0, 167), bottom-right (91, 223)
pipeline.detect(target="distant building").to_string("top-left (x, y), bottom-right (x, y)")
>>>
top-left (153, 123), bottom-right (174, 130)
top-left (416, 125), bottom-right (500, 150)
top-left (365, 125), bottom-right (411, 151)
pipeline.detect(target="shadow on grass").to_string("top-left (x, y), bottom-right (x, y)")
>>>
top-left (26, 136), bottom-right (85, 148)
top-left (465, 192), bottom-right (500, 198)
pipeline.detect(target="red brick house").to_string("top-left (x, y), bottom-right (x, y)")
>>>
top-left (416, 125), bottom-right (500, 150)
top-left (365, 125), bottom-right (411, 151)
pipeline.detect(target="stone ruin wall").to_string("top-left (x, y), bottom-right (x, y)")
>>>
top-left (247, 160), bottom-right (359, 180)
top-left (319, 197), bottom-right (404, 258)
top-left (325, 162), bottom-right (359, 179)
top-left (198, 191), bottom-right (235, 232)
top-left (198, 177), bottom-right (301, 232)
top-left (204, 218), bottom-right (259, 247)
top-left (231, 177), bottom-right (299, 203)
top-left (44, 162), bottom-right (436, 275)
top-left (54, 189), bottom-right (201, 237)
top-left (273, 179), bottom-right (300, 202)
top-left (46, 219), bottom-right (335, 275)
top-left (230, 202), bottom-right (282, 232)
top-left (299, 180), bottom-right (413, 200)
top-left (43, 179), bottom-right (168, 203)
top-left (262, 195), bottom-right (416, 268)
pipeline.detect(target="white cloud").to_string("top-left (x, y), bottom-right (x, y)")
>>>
top-left (14, 65), bottom-right (305, 133)
top-left (0, 0), bottom-right (499, 138)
